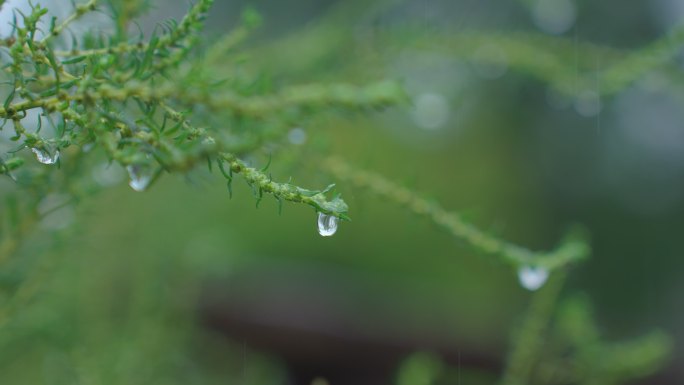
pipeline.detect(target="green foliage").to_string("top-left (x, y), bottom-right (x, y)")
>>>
top-left (0, 0), bottom-right (404, 221)
top-left (499, 279), bottom-right (672, 385)
top-left (0, 0), bottom-right (592, 273)
top-left (541, 296), bottom-right (672, 385)
top-left (324, 157), bottom-right (589, 271)
top-left (0, 0), bottom-right (677, 384)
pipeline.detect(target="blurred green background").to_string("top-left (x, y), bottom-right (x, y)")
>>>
top-left (3, 0), bottom-right (684, 384)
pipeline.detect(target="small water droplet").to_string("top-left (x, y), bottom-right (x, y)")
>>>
top-left (517, 266), bottom-right (549, 291)
top-left (317, 212), bottom-right (338, 237)
top-left (126, 164), bottom-right (153, 192)
top-left (31, 147), bottom-right (60, 165)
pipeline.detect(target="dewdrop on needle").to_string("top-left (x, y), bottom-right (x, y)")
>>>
top-left (317, 212), bottom-right (338, 237)
top-left (126, 165), bottom-right (153, 192)
top-left (31, 148), bottom-right (60, 165)
top-left (517, 265), bottom-right (549, 291)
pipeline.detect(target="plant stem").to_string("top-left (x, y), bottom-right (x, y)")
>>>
top-left (499, 273), bottom-right (566, 385)
top-left (323, 157), bottom-right (589, 270)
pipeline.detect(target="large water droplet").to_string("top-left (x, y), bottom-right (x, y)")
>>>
top-left (317, 212), bottom-right (338, 237)
top-left (517, 266), bottom-right (549, 291)
top-left (31, 147), bottom-right (60, 165)
top-left (126, 165), bottom-right (153, 192)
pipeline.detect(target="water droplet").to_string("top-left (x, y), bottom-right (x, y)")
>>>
top-left (517, 266), bottom-right (549, 291)
top-left (288, 128), bottom-right (307, 145)
top-left (317, 212), bottom-right (338, 237)
top-left (126, 164), bottom-right (153, 192)
top-left (31, 147), bottom-right (60, 165)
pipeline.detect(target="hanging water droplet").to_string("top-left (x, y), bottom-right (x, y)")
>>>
top-left (126, 164), bottom-right (153, 192)
top-left (517, 265), bottom-right (549, 291)
top-left (317, 212), bottom-right (338, 237)
top-left (31, 147), bottom-right (60, 165)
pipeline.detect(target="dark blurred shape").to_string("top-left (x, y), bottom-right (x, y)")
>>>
top-left (199, 262), bottom-right (498, 385)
